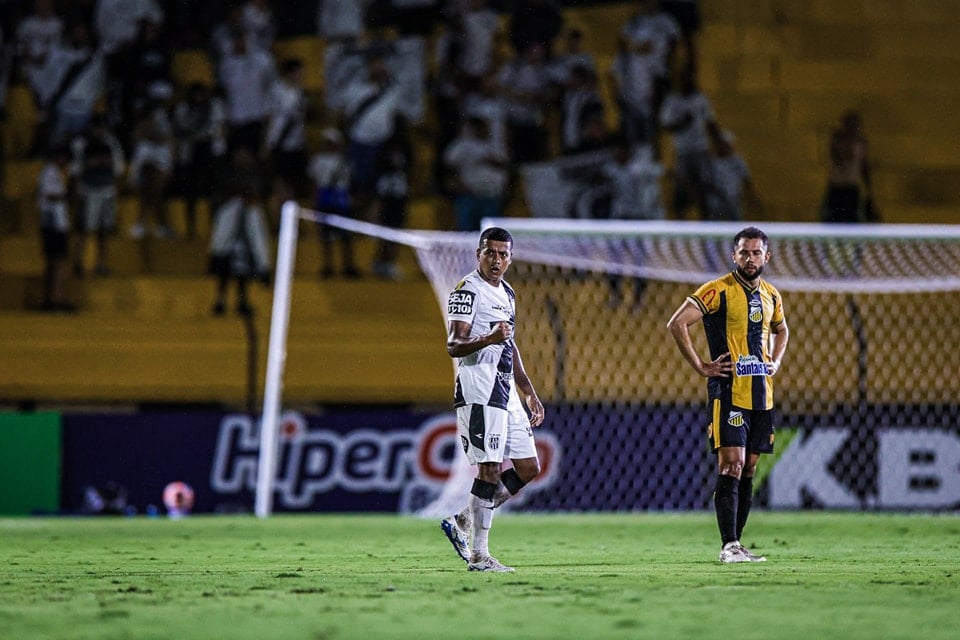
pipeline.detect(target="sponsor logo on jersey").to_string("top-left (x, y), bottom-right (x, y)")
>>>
top-left (727, 411), bottom-right (745, 427)
top-left (735, 354), bottom-right (771, 377)
top-left (447, 290), bottom-right (476, 316)
top-left (749, 299), bottom-right (763, 323)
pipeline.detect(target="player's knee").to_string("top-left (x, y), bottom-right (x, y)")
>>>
top-left (513, 459), bottom-right (541, 484)
top-left (718, 461), bottom-right (743, 478)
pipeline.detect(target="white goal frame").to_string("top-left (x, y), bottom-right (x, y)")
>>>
top-left (255, 203), bottom-right (960, 517)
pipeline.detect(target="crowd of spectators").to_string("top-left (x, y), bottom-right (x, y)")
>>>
top-left (3, 0), bottom-right (776, 313)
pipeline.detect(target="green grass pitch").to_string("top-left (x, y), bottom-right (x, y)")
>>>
top-left (1, 512), bottom-right (958, 639)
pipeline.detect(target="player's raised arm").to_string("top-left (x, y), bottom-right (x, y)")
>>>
top-left (446, 319), bottom-right (512, 358)
top-left (666, 299), bottom-right (732, 378)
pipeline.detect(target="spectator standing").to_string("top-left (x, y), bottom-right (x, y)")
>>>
top-left (127, 101), bottom-right (174, 243)
top-left (33, 20), bottom-right (104, 150)
top-left (462, 71), bottom-right (508, 154)
top-left (559, 64), bottom-right (607, 155)
top-left (124, 16), bottom-right (172, 125)
top-left (208, 177), bottom-right (271, 317)
top-left (218, 29), bottom-right (276, 157)
top-left (548, 28), bottom-right (597, 90)
top-left (495, 42), bottom-right (554, 164)
top-left (340, 50), bottom-right (405, 217)
top-left (309, 127), bottom-right (360, 278)
top-left (15, 0), bottom-right (63, 100)
top-left (821, 110), bottom-right (876, 223)
top-left (458, 0), bottom-right (501, 89)
top-left (372, 132), bottom-right (411, 280)
top-left (93, 0), bottom-right (164, 131)
top-left (598, 139), bottom-right (666, 308)
top-left (659, 63), bottom-right (716, 217)
top-left (37, 144), bottom-right (74, 311)
top-left (211, 3), bottom-right (247, 61)
top-left (620, 0), bottom-right (681, 151)
top-left (443, 116), bottom-right (509, 231)
top-left (431, 12), bottom-right (465, 193)
top-left (242, 0), bottom-right (275, 52)
top-left (702, 128), bottom-right (758, 221)
top-left (264, 57), bottom-right (309, 230)
top-left (171, 82), bottom-right (227, 238)
top-left (70, 113), bottom-right (125, 277)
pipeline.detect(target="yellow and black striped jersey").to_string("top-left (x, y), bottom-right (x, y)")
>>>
top-left (688, 271), bottom-right (785, 410)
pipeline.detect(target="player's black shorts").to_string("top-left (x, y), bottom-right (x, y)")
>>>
top-left (708, 395), bottom-right (775, 454)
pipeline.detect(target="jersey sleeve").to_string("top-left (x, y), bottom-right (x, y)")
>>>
top-left (689, 278), bottom-right (723, 315)
top-left (770, 285), bottom-right (785, 327)
top-left (447, 279), bottom-right (478, 325)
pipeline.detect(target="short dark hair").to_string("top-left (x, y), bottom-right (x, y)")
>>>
top-left (479, 227), bottom-right (513, 248)
top-left (733, 226), bottom-right (768, 249)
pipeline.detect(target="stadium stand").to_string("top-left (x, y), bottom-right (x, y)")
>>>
top-left (1, 0), bottom-right (959, 407)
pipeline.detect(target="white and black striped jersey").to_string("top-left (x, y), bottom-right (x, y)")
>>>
top-left (447, 269), bottom-right (516, 410)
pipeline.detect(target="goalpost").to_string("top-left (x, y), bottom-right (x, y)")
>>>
top-left (256, 204), bottom-right (960, 516)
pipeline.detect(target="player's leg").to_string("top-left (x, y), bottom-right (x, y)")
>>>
top-left (737, 451), bottom-right (760, 542)
top-left (711, 398), bottom-right (749, 563)
top-left (494, 405), bottom-right (541, 508)
top-left (443, 404), bottom-right (511, 570)
top-left (737, 410), bottom-right (775, 561)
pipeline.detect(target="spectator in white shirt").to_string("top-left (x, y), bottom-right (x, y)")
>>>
top-left (341, 50), bottom-right (405, 215)
top-left (15, 0), bottom-right (63, 99)
top-left (218, 30), bottom-right (276, 157)
top-left (444, 116), bottom-right (510, 231)
top-left (659, 63), bottom-right (716, 217)
top-left (458, 0), bottom-right (501, 87)
top-left (316, 0), bottom-right (372, 41)
top-left (495, 42), bottom-right (555, 164)
top-left (39, 21), bottom-right (105, 151)
top-left (128, 102), bottom-right (174, 242)
top-left (264, 58), bottom-right (308, 229)
top-left (309, 127), bottom-right (360, 278)
top-left (702, 128), bottom-right (758, 221)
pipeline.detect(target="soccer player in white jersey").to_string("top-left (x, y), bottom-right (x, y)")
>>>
top-left (440, 227), bottom-right (545, 572)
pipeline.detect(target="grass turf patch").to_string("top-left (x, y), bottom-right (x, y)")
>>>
top-left (1, 512), bottom-right (957, 639)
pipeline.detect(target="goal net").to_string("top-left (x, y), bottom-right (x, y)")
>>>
top-left (257, 204), bottom-right (960, 516)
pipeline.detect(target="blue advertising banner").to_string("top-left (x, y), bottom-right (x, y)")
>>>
top-left (60, 404), bottom-right (960, 514)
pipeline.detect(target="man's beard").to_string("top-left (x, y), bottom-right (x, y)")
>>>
top-left (736, 264), bottom-right (764, 281)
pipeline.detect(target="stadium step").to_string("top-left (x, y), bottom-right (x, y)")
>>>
top-left (0, 276), bottom-right (452, 405)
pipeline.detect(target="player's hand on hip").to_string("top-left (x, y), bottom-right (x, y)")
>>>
top-left (702, 352), bottom-right (732, 377)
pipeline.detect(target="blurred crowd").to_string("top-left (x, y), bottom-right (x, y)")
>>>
top-left (4, 1), bottom-right (872, 314)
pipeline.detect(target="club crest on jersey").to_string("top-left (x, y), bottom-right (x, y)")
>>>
top-left (727, 411), bottom-right (745, 427)
top-left (488, 434), bottom-right (501, 450)
top-left (735, 354), bottom-right (771, 377)
top-left (448, 290), bottom-right (476, 315)
top-left (749, 299), bottom-right (763, 323)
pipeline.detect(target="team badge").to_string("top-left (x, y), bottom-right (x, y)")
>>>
top-left (749, 299), bottom-right (763, 323)
top-left (488, 434), bottom-right (501, 450)
top-left (727, 411), bottom-right (745, 427)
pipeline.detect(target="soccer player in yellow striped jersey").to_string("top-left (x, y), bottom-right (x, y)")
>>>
top-left (667, 227), bottom-right (789, 563)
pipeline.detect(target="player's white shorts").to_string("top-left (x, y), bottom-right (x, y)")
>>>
top-left (456, 403), bottom-right (537, 465)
